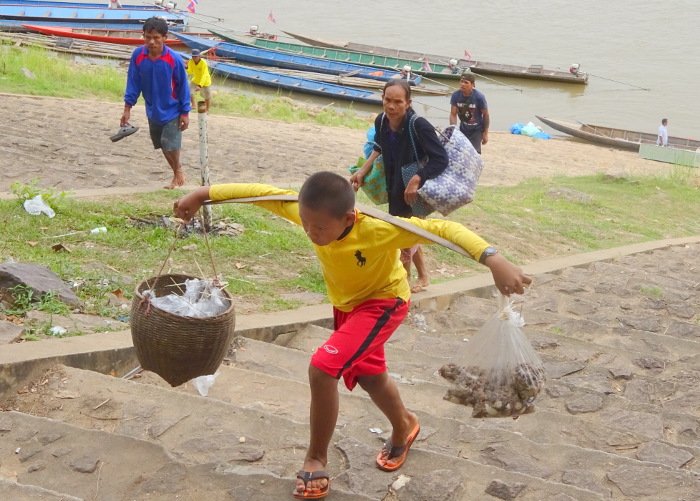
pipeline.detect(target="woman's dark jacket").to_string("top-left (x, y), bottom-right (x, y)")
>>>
top-left (372, 110), bottom-right (449, 217)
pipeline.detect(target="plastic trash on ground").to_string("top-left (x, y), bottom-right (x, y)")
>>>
top-left (509, 122), bottom-right (551, 139)
top-left (23, 195), bottom-right (56, 218)
top-left (190, 372), bottom-right (220, 396)
top-left (144, 278), bottom-right (229, 318)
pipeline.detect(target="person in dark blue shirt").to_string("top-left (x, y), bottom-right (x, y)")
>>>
top-left (120, 17), bottom-right (191, 189)
top-left (449, 72), bottom-right (489, 154)
top-left (350, 80), bottom-right (449, 292)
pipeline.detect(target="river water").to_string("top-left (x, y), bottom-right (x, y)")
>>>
top-left (82, 0), bottom-right (700, 138)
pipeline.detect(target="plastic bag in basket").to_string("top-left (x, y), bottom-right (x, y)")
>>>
top-left (439, 294), bottom-right (545, 418)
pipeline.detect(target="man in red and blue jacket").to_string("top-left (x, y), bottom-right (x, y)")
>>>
top-left (120, 17), bottom-right (191, 189)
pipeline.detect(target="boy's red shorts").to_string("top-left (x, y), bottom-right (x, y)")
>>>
top-left (310, 297), bottom-right (408, 391)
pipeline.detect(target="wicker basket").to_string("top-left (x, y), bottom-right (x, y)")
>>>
top-left (130, 274), bottom-right (236, 387)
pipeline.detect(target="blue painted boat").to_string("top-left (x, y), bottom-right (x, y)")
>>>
top-left (0, 1), bottom-right (163, 8)
top-left (173, 32), bottom-right (421, 85)
top-left (0, 4), bottom-right (188, 30)
top-left (206, 60), bottom-right (382, 106)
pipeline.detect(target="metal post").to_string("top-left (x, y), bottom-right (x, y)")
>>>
top-left (197, 100), bottom-right (212, 230)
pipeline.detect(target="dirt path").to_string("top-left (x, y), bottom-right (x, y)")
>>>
top-left (0, 93), bottom-right (680, 195)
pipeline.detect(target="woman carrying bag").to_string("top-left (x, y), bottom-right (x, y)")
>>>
top-left (350, 79), bottom-right (449, 293)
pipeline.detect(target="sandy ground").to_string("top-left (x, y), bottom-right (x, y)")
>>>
top-left (0, 93), bottom-right (683, 196)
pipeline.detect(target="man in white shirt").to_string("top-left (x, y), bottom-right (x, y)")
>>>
top-left (657, 118), bottom-right (668, 146)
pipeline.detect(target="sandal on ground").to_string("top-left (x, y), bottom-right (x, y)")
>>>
top-left (410, 284), bottom-right (428, 293)
top-left (376, 423), bottom-right (421, 472)
top-left (292, 470), bottom-right (330, 499)
top-left (110, 125), bottom-right (139, 143)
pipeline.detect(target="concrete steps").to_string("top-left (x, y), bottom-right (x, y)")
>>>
top-left (1, 239), bottom-right (699, 500)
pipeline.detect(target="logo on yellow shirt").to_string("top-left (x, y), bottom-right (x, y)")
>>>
top-left (355, 250), bottom-right (367, 267)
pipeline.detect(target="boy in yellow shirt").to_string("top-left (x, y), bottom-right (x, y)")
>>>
top-left (186, 49), bottom-right (212, 113)
top-left (173, 172), bottom-right (531, 499)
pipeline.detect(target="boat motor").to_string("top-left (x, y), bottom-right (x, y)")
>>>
top-left (569, 63), bottom-right (581, 75)
top-left (154, 0), bottom-right (163, 5)
top-left (449, 58), bottom-right (463, 74)
top-left (166, 1), bottom-right (177, 11)
top-left (250, 25), bottom-right (260, 35)
top-left (401, 64), bottom-right (413, 81)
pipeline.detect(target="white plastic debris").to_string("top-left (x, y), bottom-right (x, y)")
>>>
top-left (145, 279), bottom-right (229, 318)
top-left (369, 428), bottom-right (383, 434)
top-left (90, 227), bottom-right (107, 234)
top-left (49, 326), bottom-right (67, 336)
top-left (190, 372), bottom-right (220, 397)
top-left (23, 195), bottom-right (55, 218)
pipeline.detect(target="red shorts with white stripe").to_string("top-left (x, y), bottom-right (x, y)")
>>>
top-left (310, 297), bottom-right (408, 391)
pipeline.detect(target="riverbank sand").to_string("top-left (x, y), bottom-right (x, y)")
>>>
top-left (0, 93), bottom-right (687, 196)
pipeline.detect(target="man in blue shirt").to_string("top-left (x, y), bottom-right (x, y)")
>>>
top-left (120, 17), bottom-right (191, 189)
top-left (449, 73), bottom-right (489, 154)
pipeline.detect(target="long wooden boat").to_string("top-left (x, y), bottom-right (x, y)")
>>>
top-left (282, 31), bottom-right (588, 85)
top-left (536, 116), bottom-right (700, 151)
top-left (206, 60), bottom-right (382, 106)
top-left (211, 28), bottom-right (474, 81)
top-left (22, 24), bottom-right (216, 46)
top-left (0, 4), bottom-right (188, 31)
top-left (173, 32), bottom-right (421, 85)
top-left (0, 0), bottom-right (164, 8)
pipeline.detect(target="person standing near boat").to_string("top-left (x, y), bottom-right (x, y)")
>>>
top-left (108, 0), bottom-right (122, 8)
top-left (449, 72), bottom-right (489, 154)
top-left (350, 79), bottom-right (449, 293)
top-left (186, 49), bottom-right (213, 113)
top-left (657, 118), bottom-right (669, 146)
top-left (120, 16), bottom-right (191, 190)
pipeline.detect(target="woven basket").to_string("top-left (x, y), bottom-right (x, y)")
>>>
top-left (130, 274), bottom-right (236, 387)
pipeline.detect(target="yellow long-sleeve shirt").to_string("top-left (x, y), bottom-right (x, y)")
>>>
top-left (209, 184), bottom-right (491, 312)
top-left (186, 58), bottom-right (212, 87)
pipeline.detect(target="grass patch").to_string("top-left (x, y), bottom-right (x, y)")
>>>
top-left (2, 171), bottom-right (699, 322)
top-left (0, 43), bottom-right (372, 129)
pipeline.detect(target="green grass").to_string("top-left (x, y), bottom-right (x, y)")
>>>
top-left (0, 43), bottom-right (372, 129)
top-left (2, 171), bottom-right (699, 319)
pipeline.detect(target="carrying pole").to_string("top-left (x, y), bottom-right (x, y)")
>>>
top-left (197, 100), bottom-right (212, 230)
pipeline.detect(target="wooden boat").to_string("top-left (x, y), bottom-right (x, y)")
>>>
top-left (173, 32), bottom-right (421, 85)
top-left (23, 24), bottom-right (217, 46)
top-left (206, 60), bottom-right (382, 106)
top-left (536, 116), bottom-right (700, 151)
top-left (0, 4), bottom-right (187, 31)
top-left (282, 31), bottom-right (588, 85)
top-left (0, 0), bottom-right (164, 8)
top-left (210, 28), bottom-right (473, 81)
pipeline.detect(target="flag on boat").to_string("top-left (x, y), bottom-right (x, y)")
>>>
top-left (268, 10), bottom-right (276, 23)
top-left (423, 60), bottom-right (432, 72)
top-left (463, 50), bottom-right (471, 61)
top-left (187, 0), bottom-right (198, 13)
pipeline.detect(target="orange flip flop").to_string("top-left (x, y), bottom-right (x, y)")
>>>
top-left (376, 423), bottom-right (420, 472)
top-left (292, 470), bottom-right (330, 499)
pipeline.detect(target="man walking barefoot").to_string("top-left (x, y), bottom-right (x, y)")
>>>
top-left (121, 17), bottom-right (191, 189)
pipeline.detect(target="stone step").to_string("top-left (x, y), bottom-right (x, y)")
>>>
top-left (4, 365), bottom-right (606, 501)
top-left (0, 478), bottom-right (82, 501)
top-left (0, 411), bottom-right (371, 501)
top-left (238, 324), bottom-right (700, 456)
top-left (223, 333), bottom-right (700, 499)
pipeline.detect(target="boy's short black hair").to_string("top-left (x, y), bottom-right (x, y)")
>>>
top-left (143, 16), bottom-right (169, 36)
top-left (299, 172), bottom-right (355, 219)
top-left (460, 72), bottom-right (475, 83)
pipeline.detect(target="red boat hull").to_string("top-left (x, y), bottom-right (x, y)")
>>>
top-left (22, 24), bottom-right (215, 46)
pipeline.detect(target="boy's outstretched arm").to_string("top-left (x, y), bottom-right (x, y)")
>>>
top-left (481, 252), bottom-right (532, 296)
top-left (173, 186), bottom-right (211, 223)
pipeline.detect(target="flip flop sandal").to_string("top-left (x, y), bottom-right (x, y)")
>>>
top-left (110, 125), bottom-right (139, 143)
top-left (376, 423), bottom-right (420, 472)
top-left (292, 470), bottom-right (330, 499)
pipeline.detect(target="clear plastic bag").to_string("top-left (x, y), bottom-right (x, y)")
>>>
top-left (144, 279), bottom-right (229, 318)
top-left (439, 294), bottom-right (545, 418)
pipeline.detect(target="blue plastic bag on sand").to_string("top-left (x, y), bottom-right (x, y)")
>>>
top-left (509, 123), bottom-right (523, 135)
